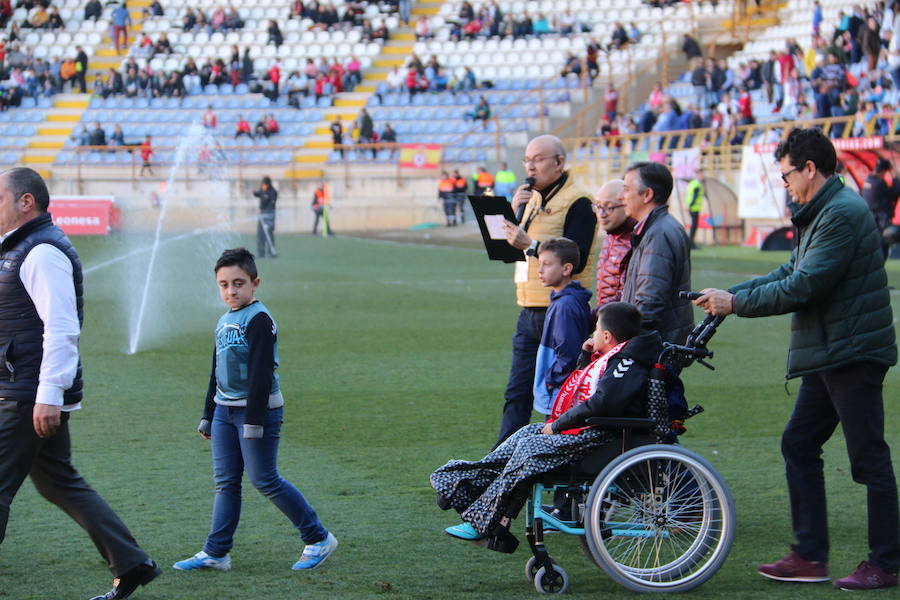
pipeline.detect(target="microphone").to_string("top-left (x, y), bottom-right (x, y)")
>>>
top-left (515, 176), bottom-right (536, 222)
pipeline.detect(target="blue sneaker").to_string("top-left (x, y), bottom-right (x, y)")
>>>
top-left (292, 532), bottom-right (338, 570)
top-left (444, 522), bottom-right (484, 541)
top-left (172, 551), bottom-right (232, 572)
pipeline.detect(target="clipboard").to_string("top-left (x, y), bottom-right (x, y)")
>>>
top-left (468, 195), bottom-right (526, 262)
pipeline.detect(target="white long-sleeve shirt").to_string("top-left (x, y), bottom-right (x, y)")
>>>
top-left (17, 243), bottom-right (82, 411)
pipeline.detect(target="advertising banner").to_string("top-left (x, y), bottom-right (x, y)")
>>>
top-left (49, 196), bottom-right (117, 235)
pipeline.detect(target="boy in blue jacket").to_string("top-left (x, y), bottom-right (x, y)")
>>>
top-left (532, 237), bottom-right (592, 416)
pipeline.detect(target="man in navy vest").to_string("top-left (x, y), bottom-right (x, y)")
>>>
top-left (0, 168), bottom-right (160, 599)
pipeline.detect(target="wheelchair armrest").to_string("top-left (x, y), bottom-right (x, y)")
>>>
top-left (585, 417), bottom-right (656, 430)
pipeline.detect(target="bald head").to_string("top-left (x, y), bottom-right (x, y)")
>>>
top-left (528, 134), bottom-right (566, 159)
top-left (594, 178), bottom-right (628, 233)
top-left (524, 135), bottom-right (566, 189)
top-left (596, 179), bottom-right (623, 204)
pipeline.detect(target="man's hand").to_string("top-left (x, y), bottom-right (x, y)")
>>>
top-left (33, 403), bottom-right (61, 438)
top-left (510, 184), bottom-right (532, 212)
top-left (582, 337), bottom-right (595, 352)
top-left (693, 288), bottom-right (735, 317)
top-left (541, 422), bottom-right (555, 435)
top-left (504, 219), bottom-right (532, 250)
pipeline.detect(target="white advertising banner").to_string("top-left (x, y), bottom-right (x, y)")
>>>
top-left (672, 148), bottom-right (701, 179)
top-left (737, 145), bottom-right (786, 219)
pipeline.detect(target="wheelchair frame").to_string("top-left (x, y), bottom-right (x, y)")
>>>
top-left (522, 310), bottom-right (736, 594)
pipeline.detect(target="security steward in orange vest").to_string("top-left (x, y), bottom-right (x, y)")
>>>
top-left (452, 169), bottom-right (468, 223)
top-left (474, 166), bottom-right (495, 196)
top-left (438, 171), bottom-right (457, 226)
top-left (496, 134), bottom-right (598, 447)
top-left (311, 183), bottom-right (332, 235)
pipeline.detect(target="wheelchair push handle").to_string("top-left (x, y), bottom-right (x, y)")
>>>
top-left (679, 291), bottom-right (704, 301)
top-left (660, 292), bottom-right (729, 370)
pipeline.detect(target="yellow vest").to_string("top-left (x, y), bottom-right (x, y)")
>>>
top-left (515, 174), bottom-right (597, 307)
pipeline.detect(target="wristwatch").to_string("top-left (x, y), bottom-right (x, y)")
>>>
top-left (525, 239), bottom-right (540, 258)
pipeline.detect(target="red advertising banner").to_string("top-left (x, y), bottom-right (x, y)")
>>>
top-left (753, 136), bottom-right (884, 154)
top-left (49, 196), bottom-right (118, 235)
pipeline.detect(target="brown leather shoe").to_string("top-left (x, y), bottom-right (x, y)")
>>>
top-left (834, 561), bottom-right (899, 591)
top-left (758, 551), bottom-right (829, 582)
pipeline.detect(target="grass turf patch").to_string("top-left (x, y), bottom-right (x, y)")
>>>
top-left (1, 236), bottom-right (898, 600)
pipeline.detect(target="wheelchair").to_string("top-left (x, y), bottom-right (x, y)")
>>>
top-left (522, 306), bottom-right (735, 594)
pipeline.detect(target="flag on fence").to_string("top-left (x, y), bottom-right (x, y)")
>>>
top-left (399, 144), bottom-right (442, 169)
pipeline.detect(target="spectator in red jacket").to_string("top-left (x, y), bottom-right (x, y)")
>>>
top-left (140, 134), bottom-right (154, 176)
top-left (235, 114), bottom-right (252, 139)
top-left (265, 113), bottom-right (279, 135)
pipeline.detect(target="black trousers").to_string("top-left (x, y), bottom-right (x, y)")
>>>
top-left (783, 362), bottom-right (900, 571)
top-left (495, 307), bottom-right (546, 449)
top-left (688, 211), bottom-right (700, 246)
top-left (0, 400), bottom-right (149, 577)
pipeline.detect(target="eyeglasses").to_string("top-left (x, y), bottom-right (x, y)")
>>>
top-left (522, 154), bottom-right (560, 167)
top-left (592, 203), bottom-right (625, 215)
top-left (780, 165), bottom-right (801, 183)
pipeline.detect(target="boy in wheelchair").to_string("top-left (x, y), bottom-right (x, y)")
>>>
top-left (431, 302), bottom-right (662, 553)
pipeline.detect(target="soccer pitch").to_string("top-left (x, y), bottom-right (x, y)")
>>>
top-left (1, 234), bottom-right (898, 600)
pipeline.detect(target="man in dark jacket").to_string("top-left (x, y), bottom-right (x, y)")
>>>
top-left (862, 158), bottom-right (900, 258)
top-left (619, 162), bottom-right (693, 344)
top-left (0, 168), bottom-right (160, 599)
top-left (253, 175), bottom-right (277, 258)
top-left (696, 127), bottom-right (899, 591)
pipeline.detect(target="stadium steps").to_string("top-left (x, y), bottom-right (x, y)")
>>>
top-left (719, 0), bottom-right (784, 35)
top-left (21, 95), bottom-right (91, 173)
top-left (285, 26), bottom-right (409, 180)
top-left (84, 19), bottom-right (145, 91)
top-left (412, 0), bottom-right (442, 17)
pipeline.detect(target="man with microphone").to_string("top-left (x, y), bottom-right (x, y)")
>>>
top-left (495, 134), bottom-right (597, 447)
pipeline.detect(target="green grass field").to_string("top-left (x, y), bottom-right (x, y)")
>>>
top-left (1, 234), bottom-right (898, 600)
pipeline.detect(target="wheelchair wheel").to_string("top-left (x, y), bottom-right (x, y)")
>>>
top-left (525, 556), bottom-right (558, 582)
top-left (534, 564), bottom-right (569, 594)
top-left (583, 444), bottom-right (734, 593)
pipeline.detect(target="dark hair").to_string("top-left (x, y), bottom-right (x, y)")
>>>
top-left (876, 158), bottom-right (892, 173)
top-left (773, 127), bottom-right (836, 176)
top-left (214, 247), bottom-right (257, 279)
top-left (2, 167), bottom-right (50, 212)
top-left (625, 161), bottom-right (673, 205)
top-left (538, 236), bottom-right (580, 270)
top-left (261, 175), bottom-right (272, 187)
top-left (597, 302), bottom-right (642, 343)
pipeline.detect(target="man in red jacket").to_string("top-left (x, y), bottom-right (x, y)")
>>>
top-left (593, 179), bottom-right (634, 312)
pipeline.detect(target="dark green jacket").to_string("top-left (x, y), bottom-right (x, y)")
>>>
top-left (730, 175), bottom-right (896, 378)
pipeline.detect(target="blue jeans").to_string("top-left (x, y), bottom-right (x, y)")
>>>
top-left (204, 405), bottom-right (327, 557)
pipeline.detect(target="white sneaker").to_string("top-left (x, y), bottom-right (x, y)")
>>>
top-left (292, 532), bottom-right (338, 570)
top-left (172, 551), bottom-right (232, 571)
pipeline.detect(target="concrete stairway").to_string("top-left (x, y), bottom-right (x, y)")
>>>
top-left (21, 94), bottom-right (91, 176)
top-left (284, 25), bottom-right (417, 180)
top-left (85, 1), bottom-right (147, 91)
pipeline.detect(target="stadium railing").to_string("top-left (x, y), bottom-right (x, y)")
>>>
top-left (563, 112), bottom-right (885, 187)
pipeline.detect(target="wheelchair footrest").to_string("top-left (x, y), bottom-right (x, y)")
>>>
top-left (484, 529), bottom-right (519, 554)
